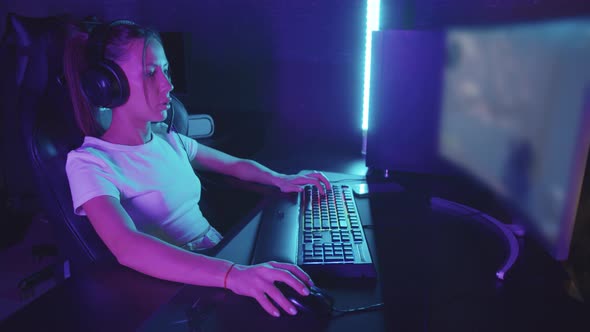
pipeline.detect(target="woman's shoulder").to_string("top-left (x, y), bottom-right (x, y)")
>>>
top-left (66, 137), bottom-right (111, 166)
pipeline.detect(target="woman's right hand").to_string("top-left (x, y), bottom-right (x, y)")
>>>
top-left (225, 261), bottom-right (313, 317)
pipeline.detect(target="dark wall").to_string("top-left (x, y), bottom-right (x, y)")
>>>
top-left (1, 0), bottom-right (367, 157)
top-left (5, 1), bottom-right (588, 157)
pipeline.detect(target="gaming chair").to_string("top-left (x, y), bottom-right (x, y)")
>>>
top-left (0, 13), bottom-right (213, 275)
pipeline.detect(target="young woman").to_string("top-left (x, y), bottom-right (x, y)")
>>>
top-left (63, 20), bottom-right (331, 318)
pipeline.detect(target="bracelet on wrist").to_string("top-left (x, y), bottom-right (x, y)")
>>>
top-left (224, 263), bottom-right (236, 290)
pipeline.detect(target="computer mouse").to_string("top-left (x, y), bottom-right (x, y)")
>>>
top-left (274, 282), bottom-right (334, 318)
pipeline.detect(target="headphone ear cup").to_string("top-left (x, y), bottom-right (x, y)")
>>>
top-left (81, 59), bottom-right (130, 108)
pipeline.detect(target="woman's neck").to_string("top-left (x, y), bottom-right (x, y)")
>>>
top-left (100, 120), bottom-right (152, 146)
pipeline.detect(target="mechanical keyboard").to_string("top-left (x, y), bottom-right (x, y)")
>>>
top-left (251, 184), bottom-right (376, 279)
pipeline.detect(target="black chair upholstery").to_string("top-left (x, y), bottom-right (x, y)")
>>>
top-left (1, 13), bottom-right (204, 274)
top-left (0, 14), bottom-right (67, 248)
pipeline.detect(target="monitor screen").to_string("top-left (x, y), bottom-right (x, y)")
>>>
top-left (439, 18), bottom-right (590, 260)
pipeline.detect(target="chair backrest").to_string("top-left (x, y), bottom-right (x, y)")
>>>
top-left (1, 13), bottom-right (205, 274)
top-left (0, 14), bottom-right (66, 248)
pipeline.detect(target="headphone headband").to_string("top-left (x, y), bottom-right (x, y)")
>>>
top-left (85, 20), bottom-right (138, 65)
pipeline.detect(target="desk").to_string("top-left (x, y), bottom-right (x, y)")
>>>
top-left (1, 171), bottom-right (589, 332)
top-left (367, 188), bottom-right (589, 332)
top-left (138, 181), bottom-right (385, 332)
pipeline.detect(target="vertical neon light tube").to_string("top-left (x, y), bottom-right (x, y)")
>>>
top-left (362, 0), bottom-right (381, 153)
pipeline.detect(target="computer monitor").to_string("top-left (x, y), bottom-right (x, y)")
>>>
top-left (366, 29), bottom-right (450, 176)
top-left (439, 18), bottom-right (590, 260)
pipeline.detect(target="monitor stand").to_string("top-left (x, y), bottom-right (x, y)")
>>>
top-left (430, 197), bottom-right (525, 280)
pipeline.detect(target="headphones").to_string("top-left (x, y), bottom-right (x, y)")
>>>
top-left (81, 20), bottom-right (137, 109)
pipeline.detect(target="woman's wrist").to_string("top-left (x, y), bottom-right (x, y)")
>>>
top-left (224, 263), bottom-right (236, 289)
top-left (270, 173), bottom-right (287, 188)
top-left (223, 263), bottom-right (245, 292)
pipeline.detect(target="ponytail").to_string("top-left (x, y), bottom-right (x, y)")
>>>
top-left (63, 28), bottom-right (103, 137)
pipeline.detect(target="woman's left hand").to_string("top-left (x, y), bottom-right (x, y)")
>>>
top-left (272, 170), bottom-right (332, 195)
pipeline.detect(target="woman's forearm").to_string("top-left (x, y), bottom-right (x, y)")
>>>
top-left (116, 231), bottom-right (234, 288)
top-left (230, 159), bottom-right (284, 187)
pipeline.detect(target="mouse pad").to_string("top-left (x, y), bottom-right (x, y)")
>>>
top-left (139, 285), bottom-right (330, 332)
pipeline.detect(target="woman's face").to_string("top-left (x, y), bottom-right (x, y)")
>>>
top-left (117, 38), bottom-right (174, 124)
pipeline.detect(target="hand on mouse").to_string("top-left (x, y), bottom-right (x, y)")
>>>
top-left (224, 261), bottom-right (313, 317)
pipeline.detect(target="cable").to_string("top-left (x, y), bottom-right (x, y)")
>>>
top-left (440, 210), bottom-right (486, 219)
top-left (332, 302), bottom-right (385, 315)
top-left (438, 198), bottom-right (489, 217)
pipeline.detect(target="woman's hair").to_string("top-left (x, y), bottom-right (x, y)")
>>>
top-left (63, 21), bottom-right (162, 137)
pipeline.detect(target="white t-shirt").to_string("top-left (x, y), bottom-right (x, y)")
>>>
top-left (65, 127), bottom-right (210, 247)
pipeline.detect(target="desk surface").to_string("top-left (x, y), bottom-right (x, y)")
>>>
top-left (1, 167), bottom-right (589, 332)
top-left (137, 175), bottom-right (386, 332)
